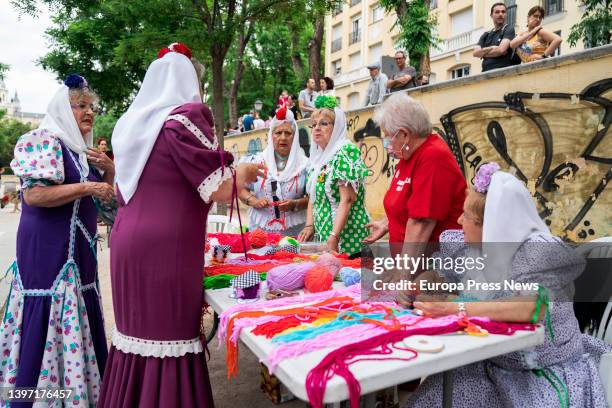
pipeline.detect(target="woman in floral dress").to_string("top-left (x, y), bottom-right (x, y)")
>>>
top-left (3, 75), bottom-right (113, 407)
top-left (297, 96), bottom-right (370, 255)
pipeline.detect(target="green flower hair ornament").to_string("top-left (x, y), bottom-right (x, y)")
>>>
top-left (314, 95), bottom-right (337, 109)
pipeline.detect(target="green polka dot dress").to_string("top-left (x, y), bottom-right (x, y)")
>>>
top-left (310, 143), bottom-right (370, 254)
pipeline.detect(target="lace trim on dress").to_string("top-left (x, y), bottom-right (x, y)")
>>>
top-left (112, 328), bottom-right (203, 358)
top-left (166, 114), bottom-right (219, 150)
top-left (198, 166), bottom-right (234, 203)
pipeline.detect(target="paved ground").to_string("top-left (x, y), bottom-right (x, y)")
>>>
top-left (0, 209), bottom-right (306, 408)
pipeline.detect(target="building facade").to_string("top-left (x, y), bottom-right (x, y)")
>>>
top-left (325, 0), bottom-right (586, 110)
top-left (0, 79), bottom-right (44, 127)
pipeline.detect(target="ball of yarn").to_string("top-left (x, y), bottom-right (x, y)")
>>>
top-left (227, 234), bottom-right (251, 253)
top-left (266, 262), bottom-right (314, 291)
top-left (249, 229), bottom-right (268, 248)
top-left (315, 253), bottom-right (342, 278)
top-left (304, 265), bottom-right (333, 293)
top-left (339, 267), bottom-right (361, 286)
top-left (279, 236), bottom-right (300, 251)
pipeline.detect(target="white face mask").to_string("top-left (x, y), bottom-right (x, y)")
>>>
top-left (383, 130), bottom-right (409, 159)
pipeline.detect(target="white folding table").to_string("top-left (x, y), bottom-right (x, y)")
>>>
top-left (205, 282), bottom-right (545, 407)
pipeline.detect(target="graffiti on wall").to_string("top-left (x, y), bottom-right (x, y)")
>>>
top-left (225, 79), bottom-right (611, 241)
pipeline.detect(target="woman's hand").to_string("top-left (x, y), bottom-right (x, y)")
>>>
top-left (237, 162), bottom-right (265, 187)
top-left (87, 148), bottom-right (114, 174)
top-left (297, 225), bottom-right (314, 242)
top-left (413, 300), bottom-right (458, 317)
top-left (85, 181), bottom-right (114, 202)
top-left (277, 199), bottom-right (295, 212)
top-left (326, 233), bottom-right (339, 252)
top-left (251, 197), bottom-right (269, 209)
top-left (363, 219), bottom-right (389, 244)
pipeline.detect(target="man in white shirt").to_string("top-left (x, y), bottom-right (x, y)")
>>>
top-left (364, 62), bottom-right (388, 106)
top-left (298, 78), bottom-right (318, 118)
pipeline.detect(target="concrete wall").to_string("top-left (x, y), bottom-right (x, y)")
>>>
top-left (225, 45), bottom-right (612, 241)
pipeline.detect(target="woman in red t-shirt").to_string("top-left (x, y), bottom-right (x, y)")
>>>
top-left (364, 93), bottom-right (467, 249)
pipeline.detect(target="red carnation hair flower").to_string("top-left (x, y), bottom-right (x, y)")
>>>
top-left (157, 42), bottom-right (193, 60)
top-left (275, 106), bottom-right (288, 120)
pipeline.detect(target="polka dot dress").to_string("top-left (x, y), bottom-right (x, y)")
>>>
top-left (311, 144), bottom-right (370, 254)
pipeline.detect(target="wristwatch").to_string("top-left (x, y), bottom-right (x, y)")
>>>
top-left (292, 200), bottom-right (299, 212)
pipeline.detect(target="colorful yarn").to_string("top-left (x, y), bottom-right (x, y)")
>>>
top-left (205, 261), bottom-right (289, 276)
top-left (227, 234), bottom-right (251, 253)
top-left (279, 236), bottom-right (300, 249)
top-left (305, 318), bottom-right (537, 408)
top-left (203, 273), bottom-right (266, 290)
top-left (252, 315), bottom-right (318, 339)
top-left (339, 267), bottom-right (361, 286)
top-left (248, 229), bottom-right (268, 248)
top-left (266, 262), bottom-right (314, 291)
top-left (304, 265), bottom-right (333, 293)
top-left (315, 253), bottom-right (342, 278)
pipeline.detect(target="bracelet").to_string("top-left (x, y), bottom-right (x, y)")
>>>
top-left (457, 302), bottom-right (467, 317)
top-left (304, 224), bottom-right (314, 229)
top-left (329, 231), bottom-right (338, 238)
top-left (245, 196), bottom-right (251, 206)
top-left (292, 200), bottom-right (299, 212)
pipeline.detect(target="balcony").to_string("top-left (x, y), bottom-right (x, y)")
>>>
top-left (430, 27), bottom-right (485, 59)
top-left (332, 38), bottom-right (342, 53)
top-left (349, 29), bottom-right (362, 45)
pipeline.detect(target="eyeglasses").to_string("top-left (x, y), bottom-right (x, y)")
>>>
top-left (71, 103), bottom-right (99, 114)
top-left (309, 120), bottom-right (333, 129)
top-left (270, 180), bottom-right (281, 219)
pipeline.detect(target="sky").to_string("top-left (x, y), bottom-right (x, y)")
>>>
top-left (0, 1), bottom-right (59, 114)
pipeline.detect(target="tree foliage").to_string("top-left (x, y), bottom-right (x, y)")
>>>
top-left (568, 0), bottom-right (612, 48)
top-left (0, 116), bottom-right (32, 170)
top-left (379, 0), bottom-right (438, 73)
top-left (0, 63), bottom-right (8, 81)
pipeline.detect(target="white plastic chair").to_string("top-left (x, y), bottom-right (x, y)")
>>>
top-left (577, 237), bottom-right (612, 404)
top-left (206, 214), bottom-right (240, 233)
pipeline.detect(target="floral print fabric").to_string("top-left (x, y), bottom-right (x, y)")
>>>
top-left (10, 129), bottom-right (64, 189)
top-left (311, 143), bottom-right (370, 254)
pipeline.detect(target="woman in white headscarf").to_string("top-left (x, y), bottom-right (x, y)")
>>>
top-left (406, 163), bottom-right (611, 407)
top-left (238, 105), bottom-right (309, 236)
top-left (4, 75), bottom-right (113, 406)
top-left (98, 43), bottom-right (261, 408)
top-left (297, 96), bottom-right (370, 254)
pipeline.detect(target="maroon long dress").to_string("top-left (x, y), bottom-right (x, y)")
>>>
top-left (99, 103), bottom-right (233, 407)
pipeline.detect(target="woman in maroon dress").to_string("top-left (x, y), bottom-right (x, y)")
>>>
top-left (99, 43), bottom-right (261, 407)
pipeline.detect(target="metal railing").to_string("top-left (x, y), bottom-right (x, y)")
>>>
top-left (349, 29), bottom-right (361, 45)
top-left (332, 38), bottom-right (342, 52)
top-left (430, 27), bottom-right (485, 58)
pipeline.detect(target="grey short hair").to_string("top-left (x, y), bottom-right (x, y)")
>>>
top-left (272, 119), bottom-right (297, 133)
top-left (373, 93), bottom-right (432, 138)
top-left (68, 87), bottom-right (99, 104)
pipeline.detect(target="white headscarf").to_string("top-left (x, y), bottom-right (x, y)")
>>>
top-left (306, 107), bottom-right (352, 197)
top-left (112, 52), bottom-right (201, 203)
top-left (39, 85), bottom-right (92, 176)
top-left (262, 107), bottom-right (308, 182)
top-left (479, 171), bottom-right (550, 285)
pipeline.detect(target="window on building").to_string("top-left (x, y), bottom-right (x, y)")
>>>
top-left (350, 0), bottom-right (361, 6)
top-left (348, 92), bottom-right (360, 110)
top-left (552, 30), bottom-right (562, 55)
top-left (450, 65), bottom-right (470, 79)
top-left (369, 43), bottom-right (383, 66)
top-left (450, 7), bottom-right (473, 36)
top-left (372, 5), bottom-right (384, 23)
top-left (350, 52), bottom-right (362, 70)
top-left (350, 15), bottom-right (362, 45)
top-left (332, 2), bottom-right (343, 16)
top-left (333, 60), bottom-right (342, 75)
top-left (430, 0), bottom-right (438, 9)
top-left (543, 0), bottom-right (563, 16)
top-left (332, 24), bottom-right (343, 52)
top-left (506, 0), bottom-right (517, 27)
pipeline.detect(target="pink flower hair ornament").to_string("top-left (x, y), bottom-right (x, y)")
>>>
top-left (473, 162), bottom-right (501, 193)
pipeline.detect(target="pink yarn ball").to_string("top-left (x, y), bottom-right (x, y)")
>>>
top-left (267, 262), bottom-right (314, 291)
top-left (304, 265), bottom-right (333, 293)
top-left (315, 253), bottom-right (342, 278)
